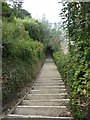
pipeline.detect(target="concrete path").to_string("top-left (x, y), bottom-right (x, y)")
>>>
top-left (4, 58), bottom-right (73, 120)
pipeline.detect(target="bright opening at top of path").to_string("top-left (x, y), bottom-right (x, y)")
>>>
top-left (22, 0), bottom-right (63, 23)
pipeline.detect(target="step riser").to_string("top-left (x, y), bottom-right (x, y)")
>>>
top-left (32, 89), bottom-right (66, 93)
top-left (39, 73), bottom-right (60, 74)
top-left (34, 85), bottom-right (65, 88)
top-left (22, 100), bottom-right (69, 106)
top-left (33, 87), bottom-right (66, 90)
top-left (33, 87), bottom-right (65, 90)
top-left (39, 76), bottom-right (61, 78)
top-left (35, 83), bottom-right (65, 85)
top-left (39, 75), bottom-right (60, 78)
top-left (37, 78), bottom-right (62, 80)
top-left (36, 81), bottom-right (64, 84)
top-left (37, 79), bottom-right (63, 81)
top-left (36, 81), bottom-right (64, 83)
top-left (30, 90), bottom-right (67, 94)
top-left (26, 94), bottom-right (67, 100)
top-left (14, 106), bottom-right (69, 117)
top-left (3, 117), bottom-right (74, 120)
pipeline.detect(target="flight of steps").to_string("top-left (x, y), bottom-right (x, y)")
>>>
top-left (3, 58), bottom-right (73, 120)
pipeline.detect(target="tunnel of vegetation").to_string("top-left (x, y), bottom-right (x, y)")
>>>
top-left (2, 1), bottom-right (60, 110)
top-left (2, 1), bottom-right (90, 119)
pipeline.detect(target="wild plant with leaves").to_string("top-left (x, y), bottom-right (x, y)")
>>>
top-left (54, 1), bottom-right (90, 119)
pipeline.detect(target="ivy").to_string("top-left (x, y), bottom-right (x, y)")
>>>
top-left (54, 1), bottom-right (90, 119)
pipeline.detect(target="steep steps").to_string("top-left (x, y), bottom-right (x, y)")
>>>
top-left (3, 58), bottom-right (73, 120)
top-left (21, 99), bottom-right (69, 106)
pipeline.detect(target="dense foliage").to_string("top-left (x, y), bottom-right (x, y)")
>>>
top-left (2, 2), bottom-right (45, 105)
top-left (3, 2), bottom-right (90, 120)
top-left (2, 2), bottom-right (65, 106)
top-left (2, 2), bottom-right (14, 21)
top-left (54, 1), bottom-right (90, 119)
top-left (2, 2), bottom-right (31, 21)
top-left (23, 19), bottom-right (45, 42)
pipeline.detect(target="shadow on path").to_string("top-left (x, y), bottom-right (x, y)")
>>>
top-left (45, 47), bottom-right (53, 59)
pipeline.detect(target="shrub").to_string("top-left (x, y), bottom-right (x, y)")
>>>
top-left (53, 50), bottom-right (90, 119)
top-left (23, 19), bottom-right (45, 42)
top-left (2, 19), bottom-right (45, 105)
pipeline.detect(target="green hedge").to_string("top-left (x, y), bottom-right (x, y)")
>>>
top-left (53, 51), bottom-right (68, 83)
top-left (53, 51), bottom-right (90, 119)
top-left (2, 20), bottom-right (45, 105)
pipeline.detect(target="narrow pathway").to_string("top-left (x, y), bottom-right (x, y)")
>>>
top-left (4, 58), bottom-right (73, 120)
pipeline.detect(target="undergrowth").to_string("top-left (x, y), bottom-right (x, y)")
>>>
top-left (2, 18), bottom-right (45, 105)
top-left (53, 50), bottom-right (90, 120)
